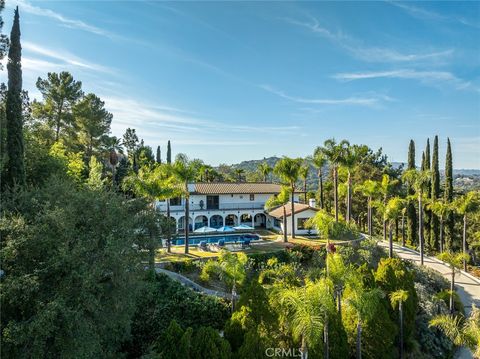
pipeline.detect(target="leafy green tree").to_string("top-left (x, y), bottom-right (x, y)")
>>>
top-left (453, 191), bottom-right (480, 271)
top-left (312, 148), bottom-right (327, 209)
top-left (49, 141), bottom-right (85, 183)
top-left (406, 140), bottom-right (417, 245)
top-left (87, 155), bottom-right (104, 189)
top-left (172, 153), bottom-right (197, 254)
top-left (444, 138), bottom-right (455, 250)
top-left (431, 135), bottom-right (440, 250)
top-left (190, 326), bottom-right (232, 359)
top-left (33, 72), bottom-right (83, 143)
top-left (390, 290), bottom-right (409, 359)
top-left (258, 161), bottom-right (272, 182)
top-left (127, 274), bottom-right (229, 357)
top-left (155, 320), bottom-right (184, 359)
top-left (274, 157), bottom-right (302, 238)
top-left (4, 7), bottom-right (25, 189)
top-left (73, 93), bottom-right (112, 161)
top-left (430, 304), bottom-right (480, 358)
top-left (320, 139), bottom-right (349, 222)
top-left (437, 252), bottom-right (470, 313)
top-left (122, 127), bottom-right (139, 171)
top-left (0, 179), bottom-right (142, 358)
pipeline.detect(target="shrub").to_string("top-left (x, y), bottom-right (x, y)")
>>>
top-left (125, 274), bottom-right (229, 357)
top-left (190, 326), bottom-right (231, 359)
top-left (310, 210), bottom-right (359, 240)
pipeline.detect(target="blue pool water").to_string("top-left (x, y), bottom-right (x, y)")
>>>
top-left (173, 234), bottom-right (260, 246)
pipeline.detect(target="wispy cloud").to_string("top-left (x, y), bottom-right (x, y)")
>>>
top-left (23, 42), bottom-right (114, 73)
top-left (104, 95), bottom-right (300, 138)
top-left (333, 69), bottom-right (475, 90)
top-left (9, 0), bottom-right (118, 39)
top-left (389, 1), bottom-right (480, 29)
top-left (260, 84), bottom-right (391, 107)
top-left (283, 16), bottom-right (453, 63)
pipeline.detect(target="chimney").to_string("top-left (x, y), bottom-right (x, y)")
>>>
top-left (309, 198), bottom-right (316, 208)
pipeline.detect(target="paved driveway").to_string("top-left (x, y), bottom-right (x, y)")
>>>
top-left (378, 241), bottom-right (480, 359)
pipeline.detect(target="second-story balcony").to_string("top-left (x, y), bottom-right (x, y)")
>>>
top-left (160, 202), bottom-right (266, 213)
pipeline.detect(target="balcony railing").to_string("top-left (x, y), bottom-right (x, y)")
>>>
top-left (158, 202), bottom-right (266, 213)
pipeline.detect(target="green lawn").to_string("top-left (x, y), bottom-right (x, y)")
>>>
top-left (155, 230), bottom-right (361, 263)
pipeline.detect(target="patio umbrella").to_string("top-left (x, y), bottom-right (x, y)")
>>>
top-left (216, 226), bottom-right (236, 233)
top-left (233, 224), bottom-right (254, 230)
top-left (194, 226), bottom-right (217, 233)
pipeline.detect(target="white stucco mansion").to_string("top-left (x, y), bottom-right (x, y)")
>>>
top-left (156, 182), bottom-right (318, 235)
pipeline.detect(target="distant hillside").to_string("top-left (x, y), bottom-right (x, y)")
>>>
top-left (224, 157), bottom-right (480, 190)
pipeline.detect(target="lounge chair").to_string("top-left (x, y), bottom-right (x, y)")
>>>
top-left (199, 241), bottom-right (208, 251)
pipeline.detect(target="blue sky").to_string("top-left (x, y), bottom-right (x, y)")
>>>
top-left (2, 1), bottom-right (480, 168)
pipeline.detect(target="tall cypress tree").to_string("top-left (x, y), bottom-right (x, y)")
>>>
top-left (4, 7), bottom-right (25, 189)
top-left (156, 145), bottom-right (161, 164)
top-left (423, 139), bottom-right (432, 249)
top-left (444, 138), bottom-right (455, 250)
top-left (166, 140), bottom-right (171, 164)
top-left (431, 135), bottom-right (440, 250)
top-left (406, 140), bottom-right (417, 245)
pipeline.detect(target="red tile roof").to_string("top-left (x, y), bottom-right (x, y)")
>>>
top-left (267, 202), bottom-right (319, 219)
top-left (191, 182), bottom-right (284, 194)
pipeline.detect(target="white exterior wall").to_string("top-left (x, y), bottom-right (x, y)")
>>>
top-left (156, 191), bottom-right (302, 232)
top-left (275, 209), bottom-right (318, 235)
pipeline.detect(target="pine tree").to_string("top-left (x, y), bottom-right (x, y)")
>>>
top-left (167, 140), bottom-right (172, 164)
top-left (156, 145), bottom-right (161, 164)
top-left (4, 7), bottom-right (25, 188)
top-left (444, 138), bottom-right (455, 250)
top-left (431, 135), bottom-right (440, 250)
top-left (406, 140), bottom-right (417, 245)
top-left (423, 140), bottom-right (432, 249)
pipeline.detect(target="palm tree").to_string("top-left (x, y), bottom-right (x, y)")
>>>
top-left (385, 197), bottom-right (406, 258)
top-left (274, 157), bottom-right (302, 238)
top-left (429, 304), bottom-right (480, 358)
top-left (123, 165), bottom-right (178, 272)
top-left (320, 139), bottom-right (349, 222)
top-left (345, 284), bottom-right (385, 359)
top-left (379, 174), bottom-right (399, 242)
top-left (390, 290), bottom-right (409, 359)
top-left (437, 252), bottom-right (470, 313)
top-left (327, 253), bottom-right (353, 320)
top-left (402, 169), bottom-right (431, 265)
top-left (427, 198), bottom-right (452, 253)
top-left (453, 191), bottom-right (480, 271)
top-left (234, 168), bottom-right (245, 182)
top-left (340, 145), bottom-right (360, 223)
top-left (103, 136), bottom-right (123, 188)
top-left (276, 279), bottom-right (335, 359)
top-left (299, 163), bottom-right (309, 203)
top-left (172, 154), bottom-right (197, 254)
top-left (312, 149), bottom-right (327, 209)
top-left (258, 161), bottom-right (272, 182)
top-left (355, 179), bottom-right (380, 237)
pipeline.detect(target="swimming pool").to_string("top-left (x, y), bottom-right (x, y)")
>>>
top-left (172, 233), bottom-right (260, 246)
